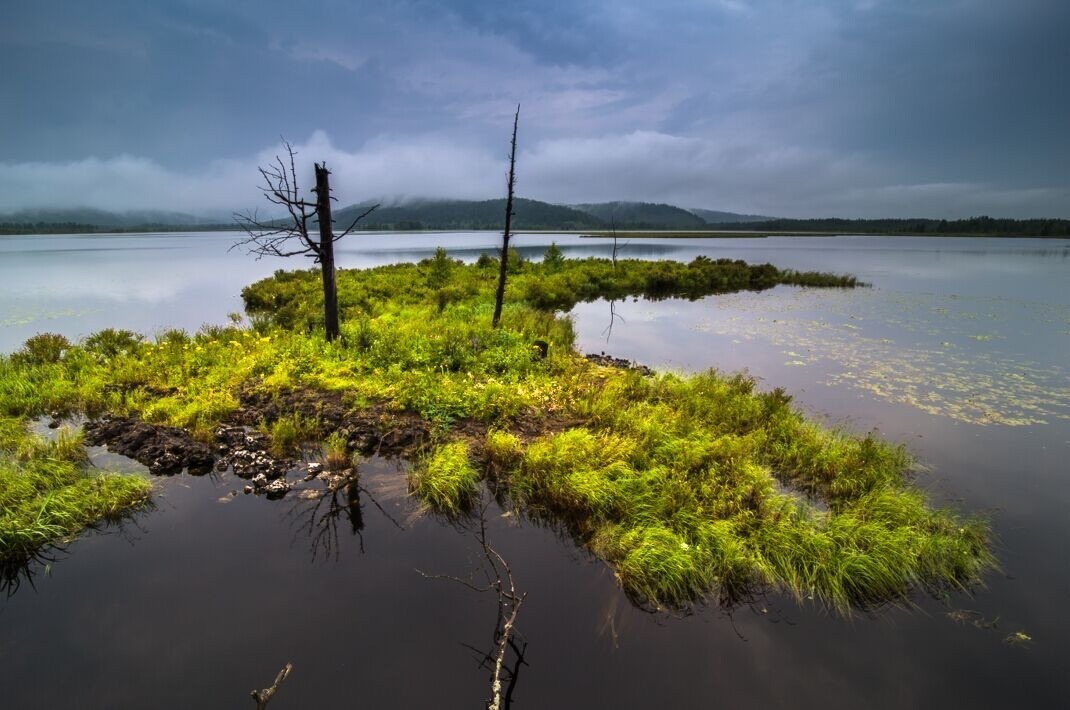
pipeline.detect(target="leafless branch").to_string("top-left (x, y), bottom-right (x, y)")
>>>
top-left (336, 203), bottom-right (381, 240)
top-left (416, 495), bottom-right (527, 709)
top-left (232, 140), bottom-right (321, 261)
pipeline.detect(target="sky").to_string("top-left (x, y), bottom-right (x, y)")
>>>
top-left (1, 0), bottom-right (1068, 218)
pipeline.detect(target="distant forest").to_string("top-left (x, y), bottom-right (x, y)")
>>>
top-left (0, 222), bottom-right (235, 235)
top-left (2, 202), bottom-right (1068, 236)
top-left (337, 198), bottom-right (602, 231)
top-left (703, 216), bottom-right (1070, 237)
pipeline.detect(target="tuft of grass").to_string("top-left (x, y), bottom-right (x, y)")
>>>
top-left (324, 430), bottom-right (351, 471)
top-left (484, 429), bottom-right (524, 476)
top-left (409, 441), bottom-right (480, 516)
top-left (262, 413), bottom-right (319, 458)
top-left (0, 416), bottom-right (151, 565)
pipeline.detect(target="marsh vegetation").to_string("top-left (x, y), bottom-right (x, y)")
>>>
top-left (0, 250), bottom-right (993, 614)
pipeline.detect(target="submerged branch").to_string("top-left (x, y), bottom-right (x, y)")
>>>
top-left (250, 662), bottom-right (292, 709)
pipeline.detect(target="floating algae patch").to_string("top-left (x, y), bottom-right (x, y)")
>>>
top-left (1, 305), bottom-right (103, 328)
top-left (696, 287), bottom-right (1070, 426)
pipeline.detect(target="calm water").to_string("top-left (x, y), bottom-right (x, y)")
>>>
top-left (1, 232), bottom-right (1069, 708)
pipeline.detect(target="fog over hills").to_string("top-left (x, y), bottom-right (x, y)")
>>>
top-left (6, 201), bottom-right (1065, 236)
top-left (1, 208), bottom-right (225, 229)
top-left (572, 202), bottom-right (706, 228)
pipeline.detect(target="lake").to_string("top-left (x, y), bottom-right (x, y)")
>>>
top-left (1, 232), bottom-right (1069, 708)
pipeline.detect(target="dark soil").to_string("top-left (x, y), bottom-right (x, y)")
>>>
top-left (234, 388), bottom-right (433, 458)
top-left (84, 416), bottom-right (214, 475)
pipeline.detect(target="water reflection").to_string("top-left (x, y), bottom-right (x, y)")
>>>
top-left (290, 474), bottom-right (366, 559)
top-left (602, 300), bottom-right (624, 341)
top-left (1, 548), bottom-right (59, 598)
top-left (3, 232), bottom-right (1069, 708)
top-left (1, 506), bottom-right (153, 598)
top-left (417, 495), bottom-right (529, 709)
top-left (288, 463), bottom-right (407, 561)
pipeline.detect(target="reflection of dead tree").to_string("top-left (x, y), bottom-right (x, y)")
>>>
top-left (250, 662), bottom-right (292, 709)
top-left (296, 475), bottom-right (365, 558)
top-left (601, 299), bottom-right (625, 342)
top-left (233, 139), bottom-right (378, 341)
top-left (417, 497), bottom-right (528, 709)
top-left (289, 469), bottom-right (403, 561)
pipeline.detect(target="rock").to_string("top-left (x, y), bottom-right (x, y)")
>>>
top-left (251, 473), bottom-right (268, 488)
top-left (213, 424), bottom-right (292, 480)
top-left (151, 451), bottom-right (182, 474)
top-left (243, 485), bottom-right (253, 494)
top-left (263, 479), bottom-right (291, 499)
top-left (584, 352), bottom-right (655, 377)
top-left (307, 462), bottom-right (324, 474)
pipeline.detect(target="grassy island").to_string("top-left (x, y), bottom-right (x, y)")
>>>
top-left (0, 250), bottom-right (993, 611)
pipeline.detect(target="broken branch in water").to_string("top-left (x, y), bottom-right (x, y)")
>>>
top-left (416, 496), bottom-right (527, 709)
top-left (251, 662), bottom-right (292, 709)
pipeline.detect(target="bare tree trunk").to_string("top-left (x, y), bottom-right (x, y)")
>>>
top-left (491, 105), bottom-right (520, 329)
top-left (314, 163), bottom-right (340, 341)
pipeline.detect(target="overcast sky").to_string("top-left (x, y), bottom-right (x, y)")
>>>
top-left (2, 0), bottom-right (1068, 218)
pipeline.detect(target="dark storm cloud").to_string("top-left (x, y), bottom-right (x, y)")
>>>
top-left (1, 0), bottom-right (1067, 217)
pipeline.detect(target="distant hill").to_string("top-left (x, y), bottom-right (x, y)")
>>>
top-left (688, 208), bottom-right (772, 224)
top-left (1, 208), bottom-right (222, 228)
top-left (333, 198), bottom-right (603, 231)
top-left (4, 203), bottom-right (1066, 237)
top-left (572, 201), bottom-right (705, 228)
top-left (0, 207), bottom-right (232, 234)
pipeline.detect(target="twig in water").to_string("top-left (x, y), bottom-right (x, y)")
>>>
top-left (416, 495), bottom-right (528, 709)
top-left (250, 662), bottom-right (292, 709)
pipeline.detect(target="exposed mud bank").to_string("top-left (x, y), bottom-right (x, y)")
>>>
top-left (84, 416), bottom-right (214, 475)
top-left (233, 388), bottom-right (432, 457)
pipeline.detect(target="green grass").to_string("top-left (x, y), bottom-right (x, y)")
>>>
top-left (0, 416), bottom-right (151, 566)
top-left (409, 441), bottom-right (480, 516)
top-left (0, 251), bottom-right (994, 612)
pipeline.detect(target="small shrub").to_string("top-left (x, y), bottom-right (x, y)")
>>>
top-left (542, 242), bottom-right (565, 271)
top-left (12, 333), bottom-right (71, 366)
top-left (83, 329), bottom-right (145, 359)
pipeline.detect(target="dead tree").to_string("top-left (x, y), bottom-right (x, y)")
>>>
top-left (491, 106), bottom-right (520, 329)
top-left (234, 141), bottom-right (377, 341)
top-left (608, 205), bottom-right (627, 268)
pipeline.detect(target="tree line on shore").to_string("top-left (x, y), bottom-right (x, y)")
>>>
top-left (5, 206), bottom-right (1067, 236)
